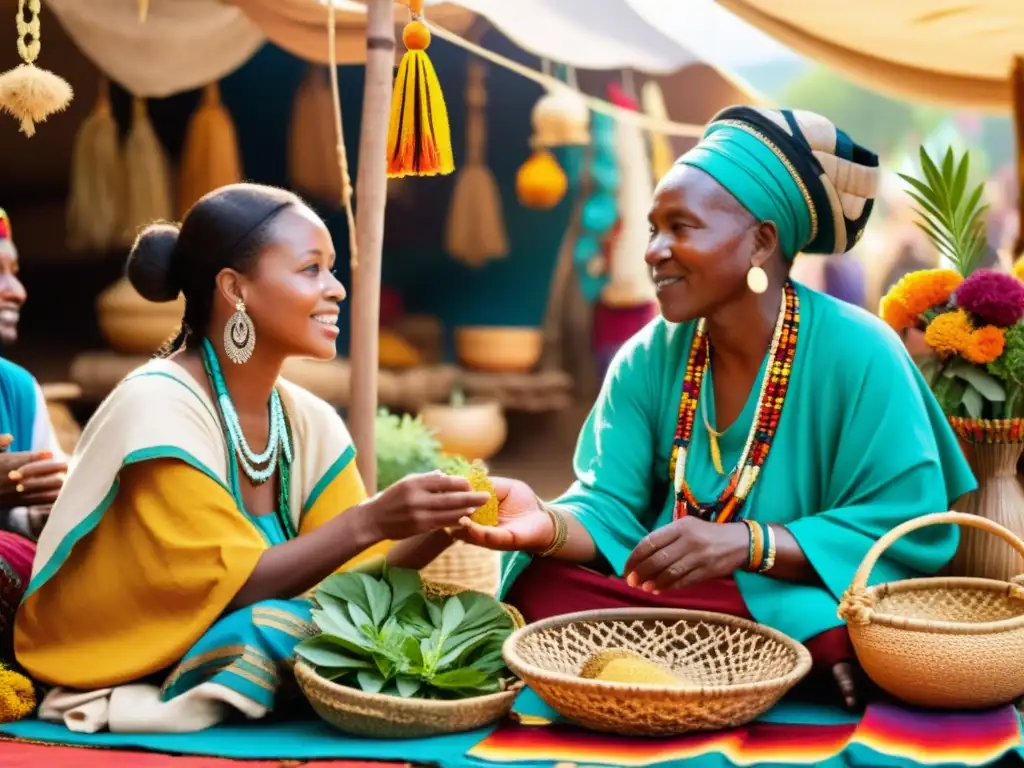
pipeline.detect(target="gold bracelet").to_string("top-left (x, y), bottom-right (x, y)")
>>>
top-left (758, 523), bottom-right (777, 574)
top-left (537, 498), bottom-right (569, 558)
top-left (741, 519), bottom-right (764, 572)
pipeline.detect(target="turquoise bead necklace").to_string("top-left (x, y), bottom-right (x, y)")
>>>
top-left (200, 338), bottom-right (297, 539)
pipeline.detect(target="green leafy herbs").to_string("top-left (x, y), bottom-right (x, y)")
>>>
top-left (899, 146), bottom-right (988, 278)
top-left (296, 566), bottom-right (515, 700)
top-left (375, 408), bottom-right (442, 490)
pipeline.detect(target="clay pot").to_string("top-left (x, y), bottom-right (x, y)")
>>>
top-left (40, 382), bottom-right (82, 455)
top-left (419, 399), bottom-right (507, 461)
top-left (455, 326), bottom-right (543, 373)
top-left (96, 277), bottom-right (184, 354)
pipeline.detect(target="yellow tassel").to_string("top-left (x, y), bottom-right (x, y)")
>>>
top-left (0, 665), bottom-right (36, 723)
top-left (0, 0), bottom-right (72, 137)
top-left (178, 82), bottom-right (243, 216)
top-left (386, 0), bottom-right (453, 178)
top-left (123, 97), bottom-right (174, 236)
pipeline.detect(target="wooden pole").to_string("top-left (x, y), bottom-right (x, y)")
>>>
top-left (1012, 57), bottom-right (1024, 261)
top-left (349, 0), bottom-right (394, 494)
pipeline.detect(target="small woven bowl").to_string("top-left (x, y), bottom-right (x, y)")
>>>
top-left (296, 580), bottom-right (525, 738)
top-left (294, 661), bottom-right (522, 739)
top-left (502, 608), bottom-right (811, 736)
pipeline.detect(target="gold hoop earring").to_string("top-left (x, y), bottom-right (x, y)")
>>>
top-left (224, 299), bottom-right (255, 364)
top-left (746, 266), bottom-right (768, 294)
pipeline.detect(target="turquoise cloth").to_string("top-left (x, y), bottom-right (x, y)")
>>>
top-left (498, 284), bottom-right (977, 643)
top-left (676, 124), bottom-right (812, 259)
top-left (0, 357), bottom-right (37, 452)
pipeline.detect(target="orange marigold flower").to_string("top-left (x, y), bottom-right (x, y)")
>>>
top-left (923, 309), bottom-right (972, 357)
top-left (883, 268), bottom-right (963, 318)
top-left (964, 325), bottom-right (1006, 365)
top-left (880, 294), bottom-right (918, 332)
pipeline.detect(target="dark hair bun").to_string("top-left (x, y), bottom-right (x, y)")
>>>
top-left (126, 222), bottom-right (182, 302)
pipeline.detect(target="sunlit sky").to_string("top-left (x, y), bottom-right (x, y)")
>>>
top-left (628, 0), bottom-right (799, 68)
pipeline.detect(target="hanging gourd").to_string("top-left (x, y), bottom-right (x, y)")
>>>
top-left (67, 77), bottom-right (125, 253)
top-left (640, 79), bottom-right (674, 183)
top-left (178, 82), bottom-right (243, 217)
top-left (444, 59), bottom-right (508, 267)
top-left (0, 0), bottom-right (72, 136)
top-left (387, 0), bottom-right (453, 178)
top-left (516, 150), bottom-right (568, 211)
top-left (123, 98), bottom-right (173, 237)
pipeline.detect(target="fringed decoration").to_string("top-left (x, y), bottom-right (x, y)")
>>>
top-left (516, 150), bottom-right (567, 210)
top-left (386, 0), bottom-right (453, 178)
top-left (178, 82), bottom-right (242, 217)
top-left (0, 0), bottom-right (73, 137)
top-left (123, 97), bottom-right (173, 237)
top-left (640, 79), bottom-right (674, 183)
top-left (444, 59), bottom-right (508, 267)
top-left (67, 76), bottom-right (126, 253)
top-left (288, 67), bottom-right (342, 202)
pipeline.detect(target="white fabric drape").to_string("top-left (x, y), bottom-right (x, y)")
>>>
top-left (44, 0), bottom-right (266, 98)
top-left (42, 0), bottom-right (698, 97)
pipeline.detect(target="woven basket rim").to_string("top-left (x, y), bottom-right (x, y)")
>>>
top-left (858, 576), bottom-right (1024, 635)
top-left (947, 416), bottom-right (1024, 444)
top-left (501, 607), bottom-right (812, 698)
top-left (294, 660), bottom-right (523, 711)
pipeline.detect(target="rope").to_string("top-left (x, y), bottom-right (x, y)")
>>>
top-left (327, 1), bottom-right (360, 269)
top-left (425, 21), bottom-right (704, 139)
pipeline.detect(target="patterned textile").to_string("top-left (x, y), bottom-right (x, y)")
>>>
top-left (0, 532), bottom-right (33, 659)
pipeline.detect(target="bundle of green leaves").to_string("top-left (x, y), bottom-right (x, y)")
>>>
top-left (296, 566), bottom-right (515, 700)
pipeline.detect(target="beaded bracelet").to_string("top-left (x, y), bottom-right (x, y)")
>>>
top-left (536, 498), bottom-right (569, 558)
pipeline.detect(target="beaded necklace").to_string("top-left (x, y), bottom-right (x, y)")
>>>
top-left (668, 281), bottom-right (799, 523)
top-left (200, 338), bottom-right (297, 539)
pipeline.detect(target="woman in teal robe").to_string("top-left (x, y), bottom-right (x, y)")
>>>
top-left (454, 107), bottom-right (976, 707)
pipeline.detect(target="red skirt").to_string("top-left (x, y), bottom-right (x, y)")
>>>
top-left (505, 558), bottom-right (852, 674)
top-left (0, 531), bottom-right (34, 657)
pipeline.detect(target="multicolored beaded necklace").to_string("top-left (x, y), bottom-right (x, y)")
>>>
top-left (668, 280), bottom-right (799, 523)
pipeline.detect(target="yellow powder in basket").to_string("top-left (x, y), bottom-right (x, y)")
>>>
top-left (579, 649), bottom-right (688, 686)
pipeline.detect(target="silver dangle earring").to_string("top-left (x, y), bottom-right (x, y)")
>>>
top-left (224, 299), bottom-right (256, 364)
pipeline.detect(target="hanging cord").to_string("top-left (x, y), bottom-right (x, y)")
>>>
top-left (426, 21), bottom-right (703, 138)
top-left (327, 1), bottom-right (360, 269)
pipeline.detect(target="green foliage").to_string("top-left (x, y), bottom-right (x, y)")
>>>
top-left (987, 323), bottom-right (1024, 417)
top-left (296, 567), bottom-right (515, 700)
top-left (374, 408), bottom-right (442, 489)
top-left (898, 147), bottom-right (988, 278)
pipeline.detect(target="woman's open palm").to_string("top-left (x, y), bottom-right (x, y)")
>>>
top-left (452, 476), bottom-right (554, 553)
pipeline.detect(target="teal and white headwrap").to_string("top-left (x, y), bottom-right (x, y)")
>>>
top-left (676, 106), bottom-right (880, 260)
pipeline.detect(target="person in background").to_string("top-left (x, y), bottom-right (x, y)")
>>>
top-left (0, 209), bottom-right (67, 658)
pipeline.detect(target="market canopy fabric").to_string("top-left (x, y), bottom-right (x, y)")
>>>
top-left (710, 0), bottom-right (1024, 112)
top-left (43, 0), bottom-right (698, 98)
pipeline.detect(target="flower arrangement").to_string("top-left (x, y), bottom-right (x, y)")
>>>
top-left (880, 147), bottom-right (1024, 420)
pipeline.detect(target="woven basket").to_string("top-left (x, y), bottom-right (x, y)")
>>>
top-left (501, 608), bottom-right (811, 736)
top-left (420, 540), bottom-right (500, 596)
top-left (838, 511), bottom-right (1024, 709)
top-left (296, 580), bottom-right (524, 738)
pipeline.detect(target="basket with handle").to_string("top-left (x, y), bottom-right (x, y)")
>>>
top-left (838, 511), bottom-right (1024, 709)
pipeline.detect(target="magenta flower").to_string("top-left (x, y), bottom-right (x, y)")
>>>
top-left (954, 269), bottom-right (1024, 327)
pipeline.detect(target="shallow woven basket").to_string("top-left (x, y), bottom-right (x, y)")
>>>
top-left (420, 540), bottom-right (500, 596)
top-left (838, 511), bottom-right (1024, 709)
top-left (296, 581), bottom-right (524, 738)
top-left (502, 608), bottom-right (811, 736)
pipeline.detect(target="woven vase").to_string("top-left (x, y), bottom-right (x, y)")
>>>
top-left (946, 417), bottom-right (1024, 581)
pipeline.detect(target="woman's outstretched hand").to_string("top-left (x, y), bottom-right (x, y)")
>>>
top-left (451, 476), bottom-right (555, 553)
top-left (623, 516), bottom-right (748, 592)
top-left (360, 471), bottom-right (491, 541)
